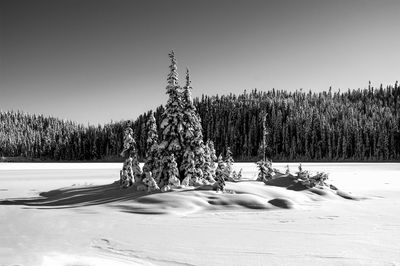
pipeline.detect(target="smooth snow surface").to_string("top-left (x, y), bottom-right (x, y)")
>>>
top-left (0, 162), bottom-right (399, 266)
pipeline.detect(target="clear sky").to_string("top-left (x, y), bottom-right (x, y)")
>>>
top-left (1, 0), bottom-right (399, 125)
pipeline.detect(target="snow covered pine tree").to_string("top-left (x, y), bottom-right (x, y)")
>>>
top-left (119, 127), bottom-right (139, 188)
top-left (214, 154), bottom-right (226, 191)
top-left (142, 111), bottom-right (160, 191)
top-left (157, 51), bottom-right (186, 189)
top-left (181, 68), bottom-right (208, 184)
top-left (223, 147), bottom-right (235, 181)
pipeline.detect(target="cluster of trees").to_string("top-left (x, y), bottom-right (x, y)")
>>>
top-left (147, 51), bottom-right (212, 185)
top-left (120, 51), bottom-right (231, 190)
top-left (1, 81), bottom-right (399, 161)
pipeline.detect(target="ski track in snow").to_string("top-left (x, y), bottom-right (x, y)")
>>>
top-left (91, 238), bottom-right (195, 266)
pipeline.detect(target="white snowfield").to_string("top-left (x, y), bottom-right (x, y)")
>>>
top-left (0, 162), bottom-right (122, 170)
top-left (0, 162), bottom-right (399, 266)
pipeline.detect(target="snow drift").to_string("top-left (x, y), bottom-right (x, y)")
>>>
top-left (1, 173), bottom-right (358, 215)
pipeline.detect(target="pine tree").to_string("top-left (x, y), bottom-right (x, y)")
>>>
top-left (223, 147), bottom-right (234, 181)
top-left (119, 127), bottom-right (139, 188)
top-left (158, 51), bottom-right (185, 187)
top-left (202, 142), bottom-right (216, 183)
top-left (216, 154), bottom-right (228, 180)
top-left (214, 155), bottom-right (226, 191)
top-left (256, 159), bottom-right (274, 181)
top-left (225, 146), bottom-right (234, 164)
top-left (180, 68), bottom-right (206, 178)
top-left (256, 160), bottom-right (268, 181)
top-left (143, 111), bottom-right (159, 176)
top-left (237, 169), bottom-right (242, 179)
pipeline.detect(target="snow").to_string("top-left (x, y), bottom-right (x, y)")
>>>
top-left (0, 162), bottom-right (122, 170)
top-left (0, 162), bottom-right (399, 266)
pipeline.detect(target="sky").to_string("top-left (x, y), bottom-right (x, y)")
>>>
top-left (1, 0), bottom-right (399, 125)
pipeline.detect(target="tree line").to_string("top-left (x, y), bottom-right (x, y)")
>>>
top-left (0, 112), bottom-right (125, 161)
top-left (194, 82), bottom-right (400, 161)
top-left (1, 81), bottom-right (399, 161)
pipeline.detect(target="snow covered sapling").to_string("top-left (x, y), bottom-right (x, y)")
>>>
top-left (285, 164), bottom-right (290, 175)
top-left (119, 127), bottom-right (139, 188)
top-left (256, 159), bottom-right (274, 182)
top-left (308, 172), bottom-right (329, 188)
top-left (223, 147), bottom-right (234, 181)
top-left (232, 168), bottom-right (242, 181)
top-left (225, 146), bottom-right (234, 164)
top-left (256, 160), bottom-right (267, 181)
top-left (161, 154), bottom-right (181, 192)
top-left (266, 160), bottom-right (275, 178)
top-left (296, 163), bottom-right (309, 180)
top-left (214, 155), bottom-right (226, 191)
top-left (216, 154), bottom-right (225, 178)
top-left (295, 163), bottom-right (329, 188)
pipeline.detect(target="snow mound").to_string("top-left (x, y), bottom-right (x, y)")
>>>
top-left (42, 253), bottom-right (152, 266)
top-left (0, 176), bottom-right (358, 215)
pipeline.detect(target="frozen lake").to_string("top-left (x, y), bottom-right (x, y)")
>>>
top-left (1, 162), bottom-right (399, 198)
top-left (0, 162), bottom-right (399, 266)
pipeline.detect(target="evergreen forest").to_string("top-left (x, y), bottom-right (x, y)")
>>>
top-left (1, 82), bottom-right (399, 162)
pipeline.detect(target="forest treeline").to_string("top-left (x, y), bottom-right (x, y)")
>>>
top-left (1, 82), bottom-right (399, 161)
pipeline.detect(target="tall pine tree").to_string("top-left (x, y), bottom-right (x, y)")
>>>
top-left (158, 51), bottom-right (186, 186)
top-left (180, 68), bottom-right (207, 178)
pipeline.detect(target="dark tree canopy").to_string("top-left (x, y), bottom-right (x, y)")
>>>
top-left (1, 82), bottom-right (399, 162)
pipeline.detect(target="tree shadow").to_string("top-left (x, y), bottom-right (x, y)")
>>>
top-left (0, 182), bottom-right (157, 209)
top-left (263, 174), bottom-right (308, 191)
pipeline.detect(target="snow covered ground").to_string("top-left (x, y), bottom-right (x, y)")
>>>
top-left (0, 162), bottom-right (399, 266)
